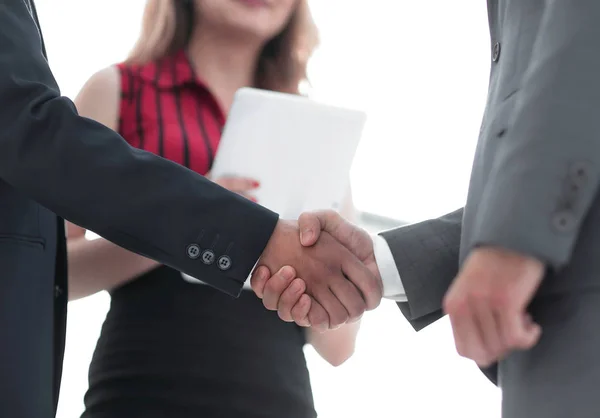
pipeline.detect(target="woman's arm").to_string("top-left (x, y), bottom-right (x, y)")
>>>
top-left (307, 185), bottom-right (361, 366)
top-left (66, 67), bottom-right (159, 300)
top-left (67, 222), bottom-right (160, 300)
top-left (307, 321), bottom-right (361, 367)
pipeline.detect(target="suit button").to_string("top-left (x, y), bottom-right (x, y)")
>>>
top-left (186, 244), bottom-right (201, 259)
top-left (492, 42), bottom-right (501, 62)
top-left (55, 285), bottom-right (63, 298)
top-left (201, 250), bottom-right (215, 265)
top-left (217, 255), bottom-right (232, 271)
top-left (570, 161), bottom-right (591, 187)
top-left (552, 211), bottom-right (576, 233)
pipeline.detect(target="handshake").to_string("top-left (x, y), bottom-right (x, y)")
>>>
top-left (252, 210), bottom-right (382, 331)
top-left (252, 209), bottom-right (546, 369)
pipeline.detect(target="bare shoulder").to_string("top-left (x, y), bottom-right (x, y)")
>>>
top-left (74, 66), bottom-right (121, 131)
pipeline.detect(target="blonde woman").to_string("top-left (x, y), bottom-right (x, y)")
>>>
top-left (70, 1), bottom-right (360, 417)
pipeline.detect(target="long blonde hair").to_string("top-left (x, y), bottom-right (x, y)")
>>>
top-left (126, 0), bottom-right (319, 93)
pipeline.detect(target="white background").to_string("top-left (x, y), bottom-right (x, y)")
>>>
top-left (33, 0), bottom-right (501, 416)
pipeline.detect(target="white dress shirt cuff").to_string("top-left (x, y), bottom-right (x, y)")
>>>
top-left (371, 234), bottom-right (408, 302)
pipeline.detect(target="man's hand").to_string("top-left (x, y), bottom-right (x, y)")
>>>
top-left (443, 247), bottom-right (545, 367)
top-left (253, 211), bottom-right (383, 328)
top-left (252, 265), bottom-right (313, 327)
top-left (257, 219), bottom-right (381, 330)
top-left (298, 210), bottom-right (381, 284)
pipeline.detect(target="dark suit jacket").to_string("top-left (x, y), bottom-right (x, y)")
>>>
top-left (381, 0), bottom-right (600, 385)
top-left (0, 1), bottom-right (278, 416)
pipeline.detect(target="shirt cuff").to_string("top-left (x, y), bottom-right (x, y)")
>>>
top-left (371, 234), bottom-right (407, 302)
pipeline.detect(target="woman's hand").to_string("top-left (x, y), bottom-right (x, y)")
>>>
top-left (207, 173), bottom-right (260, 202)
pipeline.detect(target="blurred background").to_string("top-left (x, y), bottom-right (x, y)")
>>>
top-left (34, 0), bottom-right (500, 416)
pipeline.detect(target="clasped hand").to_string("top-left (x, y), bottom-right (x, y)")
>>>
top-left (254, 211), bottom-right (383, 331)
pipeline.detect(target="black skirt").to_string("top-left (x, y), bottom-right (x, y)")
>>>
top-left (81, 266), bottom-right (316, 418)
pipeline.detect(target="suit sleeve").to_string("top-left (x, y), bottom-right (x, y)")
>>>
top-left (472, 1), bottom-right (600, 269)
top-left (379, 209), bottom-right (462, 331)
top-left (0, 0), bottom-right (278, 297)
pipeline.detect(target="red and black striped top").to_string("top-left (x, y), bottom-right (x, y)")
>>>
top-left (116, 49), bottom-right (225, 175)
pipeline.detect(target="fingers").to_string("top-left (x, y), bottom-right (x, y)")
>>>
top-left (470, 300), bottom-right (502, 366)
top-left (522, 314), bottom-right (542, 347)
top-left (291, 294), bottom-right (312, 327)
top-left (445, 292), bottom-right (490, 366)
top-left (442, 248), bottom-right (545, 366)
top-left (329, 274), bottom-right (366, 322)
top-left (298, 210), bottom-right (343, 246)
top-left (250, 265), bottom-right (271, 299)
top-left (312, 285), bottom-right (349, 329)
top-left (340, 254), bottom-right (382, 311)
top-left (261, 266), bottom-right (333, 331)
top-left (236, 192), bottom-right (257, 203)
top-left (499, 311), bottom-right (542, 352)
top-left (262, 266), bottom-right (296, 310)
top-left (444, 288), bottom-right (543, 367)
top-left (214, 176), bottom-right (260, 194)
top-left (301, 232), bottom-right (373, 327)
top-left (307, 298), bottom-right (330, 332)
top-left (253, 266), bottom-right (313, 328)
top-left (277, 278), bottom-right (306, 322)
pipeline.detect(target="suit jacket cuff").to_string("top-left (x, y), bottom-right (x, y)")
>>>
top-left (175, 199), bottom-right (279, 297)
top-left (472, 156), bottom-right (599, 270)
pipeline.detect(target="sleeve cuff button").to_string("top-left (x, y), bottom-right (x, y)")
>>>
top-left (552, 211), bottom-right (576, 233)
top-left (186, 244), bottom-right (201, 259)
top-left (217, 255), bottom-right (232, 271)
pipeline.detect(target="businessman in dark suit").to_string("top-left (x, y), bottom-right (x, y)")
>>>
top-left (0, 1), bottom-right (381, 417)
top-left (253, 1), bottom-right (600, 416)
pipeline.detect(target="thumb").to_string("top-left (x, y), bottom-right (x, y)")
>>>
top-left (519, 313), bottom-right (542, 349)
top-left (299, 210), bottom-right (370, 259)
top-left (298, 211), bottom-right (326, 246)
top-left (298, 210), bottom-right (345, 246)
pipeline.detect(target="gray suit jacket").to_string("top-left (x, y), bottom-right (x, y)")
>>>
top-left (381, 0), bottom-right (600, 383)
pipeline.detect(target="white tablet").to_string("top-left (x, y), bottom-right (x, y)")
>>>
top-left (210, 87), bottom-right (367, 219)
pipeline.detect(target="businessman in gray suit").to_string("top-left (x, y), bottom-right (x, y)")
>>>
top-left (251, 1), bottom-right (600, 416)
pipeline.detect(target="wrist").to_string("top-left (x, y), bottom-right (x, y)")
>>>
top-left (472, 246), bottom-right (545, 268)
top-left (259, 219), bottom-right (295, 267)
top-left (468, 246), bottom-right (546, 284)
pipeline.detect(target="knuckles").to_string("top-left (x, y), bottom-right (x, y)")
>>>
top-left (347, 298), bottom-right (367, 320)
top-left (329, 312), bottom-right (349, 328)
top-left (308, 308), bottom-right (329, 329)
top-left (444, 281), bottom-right (511, 316)
top-left (364, 279), bottom-right (383, 310)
